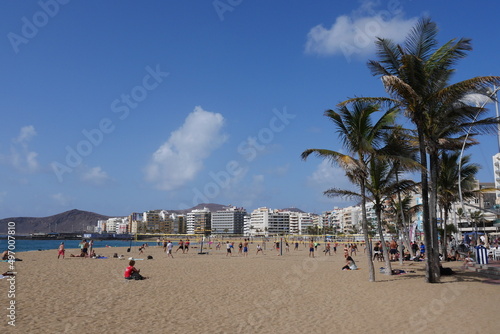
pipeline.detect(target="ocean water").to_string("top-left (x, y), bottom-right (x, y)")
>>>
top-left (0, 239), bottom-right (157, 253)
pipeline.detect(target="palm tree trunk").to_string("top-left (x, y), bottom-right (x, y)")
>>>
top-left (443, 210), bottom-right (449, 261)
top-left (418, 131), bottom-right (440, 283)
top-left (360, 181), bottom-right (376, 282)
top-left (376, 205), bottom-right (392, 275)
top-left (429, 150), bottom-right (442, 280)
top-left (395, 170), bottom-right (412, 261)
top-left (377, 209), bottom-right (392, 275)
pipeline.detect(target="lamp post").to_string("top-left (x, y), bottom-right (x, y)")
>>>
top-left (458, 87), bottom-right (500, 231)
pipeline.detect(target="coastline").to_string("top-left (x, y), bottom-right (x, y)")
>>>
top-left (1, 244), bottom-right (497, 333)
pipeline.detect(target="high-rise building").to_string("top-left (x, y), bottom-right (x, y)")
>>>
top-left (493, 153), bottom-right (500, 204)
top-left (211, 206), bottom-right (247, 234)
top-left (186, 208), bottom-right (211, 235)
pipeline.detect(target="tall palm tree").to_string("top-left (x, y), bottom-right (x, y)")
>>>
top-left (344, 17), bottom-right (500, 282)
top-left (301, 101), bottom-right (398, 282)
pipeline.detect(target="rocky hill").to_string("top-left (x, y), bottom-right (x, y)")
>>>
top-left (0, 209), bottom-right (112, 234)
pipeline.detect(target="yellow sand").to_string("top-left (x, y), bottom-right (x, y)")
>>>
top-left (0, 243), bottom-right (497, 333)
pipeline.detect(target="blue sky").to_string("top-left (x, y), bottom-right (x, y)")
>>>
top-left (1, 0), bottom-right (499, 218)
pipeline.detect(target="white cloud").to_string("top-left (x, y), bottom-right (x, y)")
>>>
top-left (307, 160), bottom-right (358, 207)
top-left (307, 160), bottom-right (355, 193)
top-left (145, 106), bottom-right (227, 190)
top-left (81, 166), bottom-right (111, 186)
top-left (305, 1), bottom-right (417, 60)
top-left (0, 125), bottom-right (40, 173)
top-left (14, 125), bottom-right (37, 144)
top-left (51, 193), bottom-right (72, 206)
top-left (266, 164), bottom-right (289, 176)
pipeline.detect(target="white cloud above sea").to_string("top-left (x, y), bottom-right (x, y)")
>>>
top-left (305, 0), bottom-right (417, 60)
top-left (145, 106), bottom-right (227, 190)
top-left (0, 125), bottom-right (40, 173)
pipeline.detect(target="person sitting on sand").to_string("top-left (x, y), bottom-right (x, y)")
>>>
top-left (124, 260), bottom-right (145, 280)
top-left (342, 256), bottom-right (358, 270)
top-left (58, 242), bottom-right (65, 259)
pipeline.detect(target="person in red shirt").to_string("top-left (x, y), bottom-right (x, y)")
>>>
top-left (124, 260), bottom-right (145, 280)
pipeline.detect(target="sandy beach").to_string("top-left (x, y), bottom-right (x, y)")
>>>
top-left (1, 242), bottom-right (497, 333)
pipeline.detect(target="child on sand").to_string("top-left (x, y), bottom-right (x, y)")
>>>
top-left (124, 260), bottom-right (145, 280)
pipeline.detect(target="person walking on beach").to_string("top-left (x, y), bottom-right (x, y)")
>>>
top-left (184, 239), bottom-right (190, 253)
top-left (350, 243), bottom-right (357, 257)
top-left (166, 240), bottom-right (174, 258)
top-left (163, 239), bottom-right (167, 252)
top-left (176, 240), bottom-right (184, 253)
top-left (324, 242), bottom-right (331, 256)
top-left (309, 240), bottom-right (315, 258)
top-left (226, 241), bottom-right (232, 257)
top-left (57, 242), bottom-right (65, 259)
top-left (389, 239), bottom-right (398, 261)
top-left (243, 239), bottom-right (249, 257)
top-left (88, 240), bottom-right (94, 257)
top-left (333, 242), bottom-right (338, 254)
top-left (294, 241), bottom-right (299, 251)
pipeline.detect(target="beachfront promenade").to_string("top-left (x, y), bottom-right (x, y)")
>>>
top-left (2, 243), bottom-right (498, 333)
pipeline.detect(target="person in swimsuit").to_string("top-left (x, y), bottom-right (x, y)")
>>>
top-left (57, 242), bottom-right (65, 259)
top-left (243, 239), bottom-right (249, 257)
top-left (176, 240), bottom-right (184, 253)
top-left (309, 240), bottom-right (315, 258)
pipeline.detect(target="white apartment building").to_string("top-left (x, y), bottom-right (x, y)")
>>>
top-left (211, 206), bottom-right (247, 234)
top-left (105, 217), bottom-right (127, 233)
top-left (248, 207), bottom-right (290, 236)
top-left (186, 207), bottom-right (211, 234)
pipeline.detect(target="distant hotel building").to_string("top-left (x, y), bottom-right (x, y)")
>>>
top-left (187, 207), bottom-right (211, 235)
top-left (211, 206), bottom-right (247, 234)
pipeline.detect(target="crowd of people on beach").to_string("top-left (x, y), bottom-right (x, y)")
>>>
top-left (49, 235), bottom-right (500, 280)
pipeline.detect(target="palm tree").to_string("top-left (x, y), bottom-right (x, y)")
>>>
top-left (437, 151), bottom-right (479, 257)
top-left (326, 156), bottom-right (417, 274)
top-left (379, 125), bottom-right (420, 262)
top-left (302, 101), bottom-right (398, 282)
top-left (345, 17), bottom-right (500, 282)
top-left (385, 194), bottom-right (422, 257)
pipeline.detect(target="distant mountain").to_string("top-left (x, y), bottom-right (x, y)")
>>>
top-left (0, 209), bottom-right (113, 234)
top-left (281, 207), bottom-right (306, 213)
top-left (187, 203), bottom-right (231, 212)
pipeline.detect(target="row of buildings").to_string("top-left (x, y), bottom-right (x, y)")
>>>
top-left (91, 178), bottom-right (499, 239)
